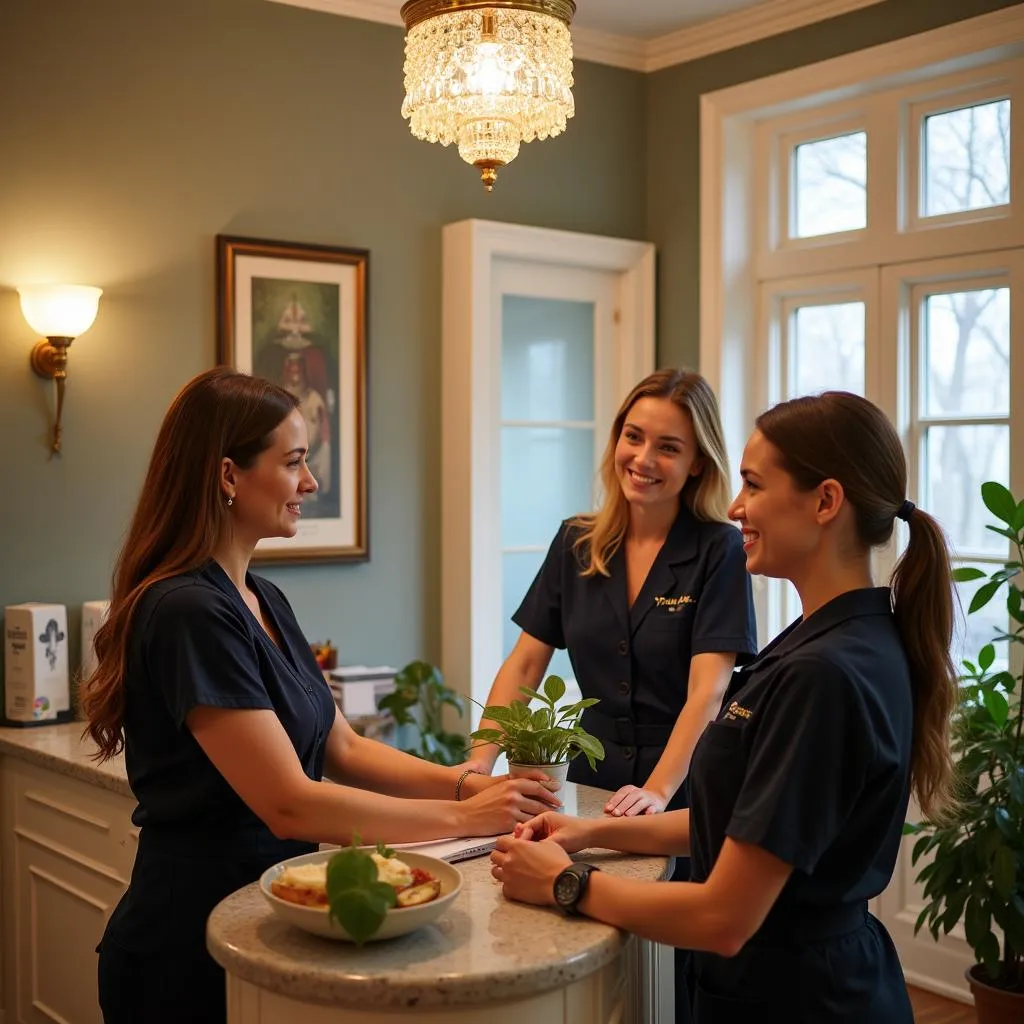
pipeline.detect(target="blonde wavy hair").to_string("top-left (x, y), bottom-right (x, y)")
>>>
top-left (571, 369), bottom-right (732, 577)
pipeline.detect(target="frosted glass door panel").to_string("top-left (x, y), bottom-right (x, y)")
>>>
top-left (501, 297), bottom-right (596, 422)
top-left (501, 426), bottom-right (595, 548)
top-left (502, 550), bottom-right (575, 681)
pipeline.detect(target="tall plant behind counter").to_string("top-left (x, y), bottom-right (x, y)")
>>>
top-left (904, 481), bottom-right (1024, 1024)
top-left (376, 660), bottom-right (467, 766)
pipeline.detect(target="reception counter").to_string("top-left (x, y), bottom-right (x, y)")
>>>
top-left (207, 784), bottom-right (674, 1023)
top-left (0, 725), bottom-right (674, 1024)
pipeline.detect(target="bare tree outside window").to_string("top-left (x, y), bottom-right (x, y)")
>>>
top-left (791, 302), bottom-right (865, 395)
top-left (793, 131), bottom-right (867, 237)
top-left (924, 99), bottom-right (1010, 217)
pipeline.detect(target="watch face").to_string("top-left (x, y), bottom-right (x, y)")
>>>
top-left (554, 870), bottom-right (581, 908)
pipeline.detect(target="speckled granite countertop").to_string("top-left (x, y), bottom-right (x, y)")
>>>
top-left (207, 784), bottom-right (672, 1010)
top-left (0, 721), bottom-right (131, 798)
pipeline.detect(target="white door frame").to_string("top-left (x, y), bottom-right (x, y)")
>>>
top-left (440, 218), bottom-right (655, 712)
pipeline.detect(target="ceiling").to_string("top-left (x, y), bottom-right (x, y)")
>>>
top-left (266, 1), bottom-right (888, 71)
top-left (571, 0), bottom-right (770, 41)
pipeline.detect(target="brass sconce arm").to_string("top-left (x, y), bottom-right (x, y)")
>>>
top-left (30, 337), bottom-right (74, 454)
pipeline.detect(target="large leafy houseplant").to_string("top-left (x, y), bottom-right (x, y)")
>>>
top-left (469, 674), bottom-right (605, 780)
top-left (904, 482), bottom-right (1024, 1012)
top-left (376, 660), bottom-right (467, 767)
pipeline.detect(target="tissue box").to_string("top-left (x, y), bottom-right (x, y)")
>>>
top-left (80, 600), bottom-right (111, 680)
top-left (4, 604), bottom-right (71, 723)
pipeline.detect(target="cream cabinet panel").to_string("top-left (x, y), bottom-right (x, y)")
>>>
top-left (1, 757), bottom-right (135, 1024)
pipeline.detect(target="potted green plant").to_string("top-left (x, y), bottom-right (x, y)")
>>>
top-left (377, 660), bottom-right (467, 767)
top-left (469, 674), bottom-right (605, 786)
top-left (904, 481), bottom-right (1024, 1023)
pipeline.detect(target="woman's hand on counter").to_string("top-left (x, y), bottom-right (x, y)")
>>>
top-left (490, 833), bottom-right (571, 906)
top-left (604, 785), bottom-right (667, 817)
top-left (457, 772), bottom-right (561, 835)
top-left (512, 812), bottom-right (594, 854)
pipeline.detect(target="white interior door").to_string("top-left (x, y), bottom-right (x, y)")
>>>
top-left (440, 220), bottom-right (655, 724)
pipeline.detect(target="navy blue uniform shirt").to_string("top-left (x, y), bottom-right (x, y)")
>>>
top-left (101, 561), bottom-right (335, 977)
top-left (688, 587), bottom-right (914, 1022)
top-left (514, 504), bottom-right (757, 799)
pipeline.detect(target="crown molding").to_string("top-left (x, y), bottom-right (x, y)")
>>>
top-left (643, 0), bottom-right (889, 72)
top-left (265, 0), bottom-right (892, 72)
top-left (571, 26), bottom-right (648, 72)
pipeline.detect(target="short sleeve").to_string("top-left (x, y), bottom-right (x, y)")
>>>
top-left (511, 524), bottom-right (570, 649)
top-left (141, 585), bottom-right (275, 727)
top-left (690, 528), bottom-right (757, 661)
top-left (726, 656), bottom-right (875, 873)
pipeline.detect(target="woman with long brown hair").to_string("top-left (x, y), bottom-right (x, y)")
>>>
top-left (83, 368), bottom-right (559, 1024)
top-left (490, 391), bottom-right (957, 1023)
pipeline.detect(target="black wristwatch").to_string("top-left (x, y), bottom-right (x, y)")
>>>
top-left (553, 863), bottom-right (600, 916)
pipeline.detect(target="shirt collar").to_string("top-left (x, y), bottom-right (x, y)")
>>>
top-left (754, 586), bottom-right (893, 667)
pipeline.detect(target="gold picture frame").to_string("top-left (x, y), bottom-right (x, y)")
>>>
top-left (216, 235), bottom-right (369, 562)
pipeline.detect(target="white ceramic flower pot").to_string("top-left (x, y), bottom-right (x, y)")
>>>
top-left (508, 761), bottom-right (569, 788)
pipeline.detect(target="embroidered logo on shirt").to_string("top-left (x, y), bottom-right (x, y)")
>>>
top-left (654, 594), bottom-right (696, 614)
top-left (723, 700), bottom-right (753, 721)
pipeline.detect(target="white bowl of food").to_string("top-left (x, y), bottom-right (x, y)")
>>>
top-left (259, 847), bottom-right (462, 941)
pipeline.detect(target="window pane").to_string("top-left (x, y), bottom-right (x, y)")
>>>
top-left (791, 302), bottom-right (865, 396)
top-left (502, 550), bottom-right (575, 681)
top-left (923, 288), bottom-right (1009, 417)
top-left (953, 567), bottom-right (1009, 676)
top-left (793, 131), bottom-right (867, 238)
top-left (501, 296), bottom-right (595, 421)
top-left (501, 426), bottom-right (594, 548)
top-left (924, 425), bottom-right (1009, 555)
top-left (924, 99), bottom-right (1010, 217)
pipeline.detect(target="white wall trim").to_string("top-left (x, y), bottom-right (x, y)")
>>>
top-left (265, 0), bottom-right (892, 72)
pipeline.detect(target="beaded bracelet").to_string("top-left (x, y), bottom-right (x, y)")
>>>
top-left (455, 768), bottom-right (483, 801)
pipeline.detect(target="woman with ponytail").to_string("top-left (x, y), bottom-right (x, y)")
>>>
top-left (84, 368), bottom-right (559, 1024)
top-left (490, 391), bottom-right (956, 1023)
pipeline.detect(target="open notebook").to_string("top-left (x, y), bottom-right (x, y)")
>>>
top-left (390, 835), bottom-right (502, 863)
top-left (318, 835), bottom-right (501, 863)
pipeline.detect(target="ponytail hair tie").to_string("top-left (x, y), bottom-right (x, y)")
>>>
top-left (896, 499), bottom-right (916, 522)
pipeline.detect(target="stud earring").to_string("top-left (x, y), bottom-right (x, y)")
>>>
top-left (227, 497), bottom-right (234, 507)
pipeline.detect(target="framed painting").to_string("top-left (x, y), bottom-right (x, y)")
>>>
top-left (216, 235), bottom-right (369, 562)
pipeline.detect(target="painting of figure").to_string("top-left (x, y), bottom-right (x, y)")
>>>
top-left (216, 235), bottom-right (368, 562)
top-left (251, 282), bottom-right (340, 519)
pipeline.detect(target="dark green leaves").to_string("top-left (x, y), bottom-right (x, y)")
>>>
top-left (914, 479), bottom-right (1024, 986)
top-left (325, 842), bottom-right (397, 945)
top-left (469, 675), bottom-right (606, 770)
top-left (377, 660), bottom-right (468, 766)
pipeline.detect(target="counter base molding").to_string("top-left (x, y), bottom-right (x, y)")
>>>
top-left (228, 954), bottom-right (627, 1024)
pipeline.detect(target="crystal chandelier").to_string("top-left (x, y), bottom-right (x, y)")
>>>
top-left (400, 1), bottom-right (576, 191)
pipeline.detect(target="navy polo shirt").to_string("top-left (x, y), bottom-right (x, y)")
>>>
top-left (123, 561), bottom-right (336, 838)
top-left (688, 587), bottom-right (915, 1021)
top-left (513, 505), bottom-right (756, 794)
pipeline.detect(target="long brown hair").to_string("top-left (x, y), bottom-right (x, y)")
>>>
top-left (756, 391), bottom-right (956, 820)
top-left (80, 368), bottom-right (299, 760)
top-left (572, 369), bottom-right (732, 577)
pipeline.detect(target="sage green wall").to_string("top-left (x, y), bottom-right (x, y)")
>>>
top-left (0, 0), bottom-right (646, 690)
top-left (648, 0), bottom-right (1023, 371)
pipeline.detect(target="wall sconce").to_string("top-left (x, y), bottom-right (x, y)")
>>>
top-left (18, 284), bottom-right (103, 455)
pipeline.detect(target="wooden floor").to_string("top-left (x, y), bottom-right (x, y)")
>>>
top-left (908, 985), bottom-right (976, 1023)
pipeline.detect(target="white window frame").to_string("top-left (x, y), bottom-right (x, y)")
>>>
top-left (702, 3), bottom-right (1024, 505)
top-left (441, 219), bottom-right (655, 714)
